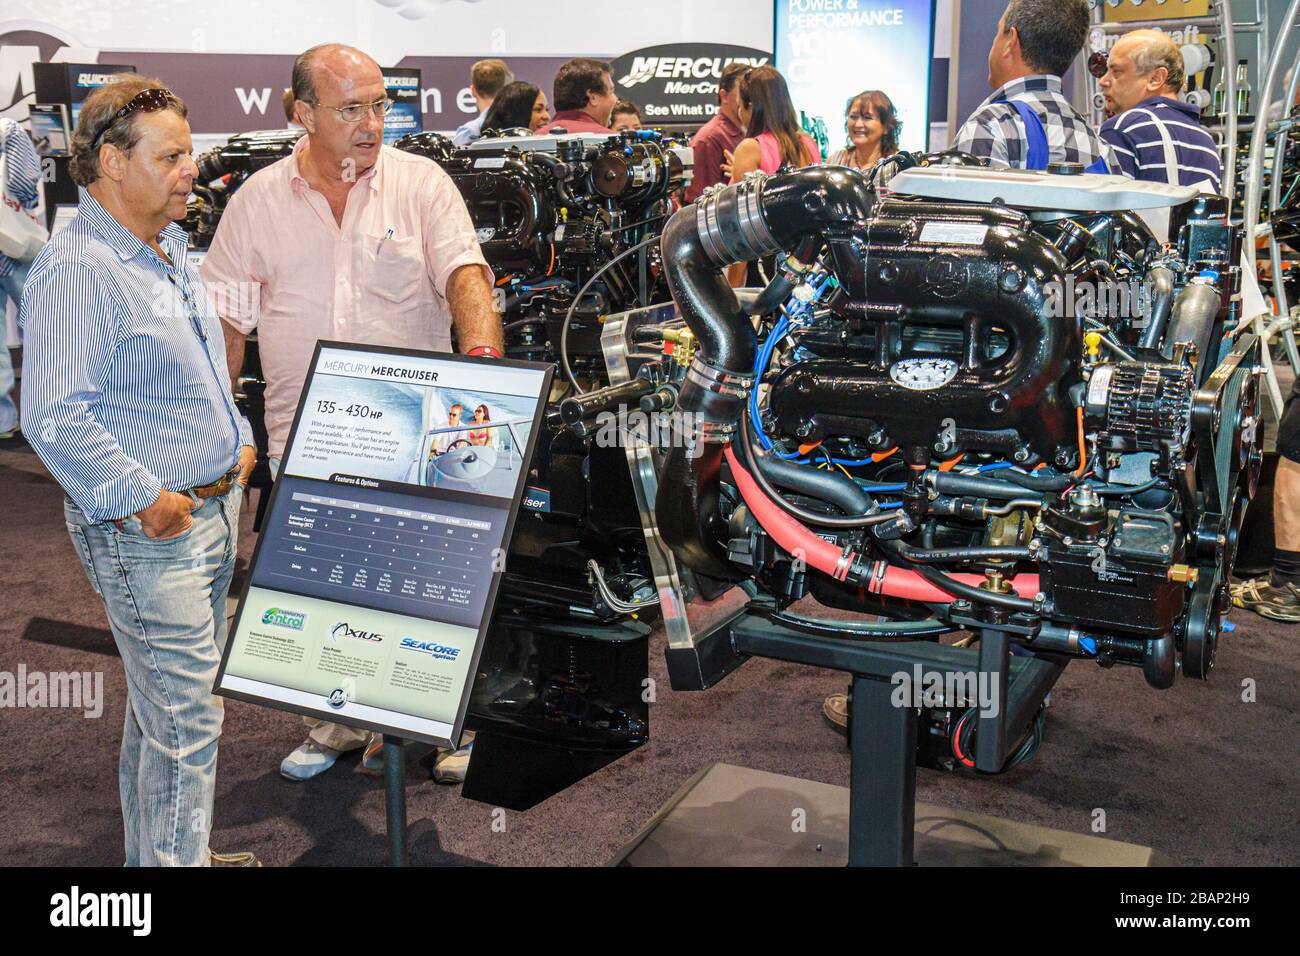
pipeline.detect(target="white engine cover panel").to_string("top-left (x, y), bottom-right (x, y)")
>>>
top-left (887, 166), bottom-right (1200, 212)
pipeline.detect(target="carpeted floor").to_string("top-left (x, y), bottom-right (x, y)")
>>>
top-left (1, 434), bottom-right (1296, 867)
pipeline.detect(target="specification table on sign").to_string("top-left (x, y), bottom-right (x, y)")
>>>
top-left (252, 486), bottom-right (499, 626)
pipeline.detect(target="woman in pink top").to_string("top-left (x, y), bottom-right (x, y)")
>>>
top-left (727, 66), bottom-right (820, 284)
top-left (730, 66), bottom-right (821, 178)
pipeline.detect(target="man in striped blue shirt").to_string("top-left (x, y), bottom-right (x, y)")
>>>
top-left (19, 76), bottom-right (258, 866)
top-left (1098, 30), bottom-right (1223, 192)
top-left (0, 116), bottom-right (41, 439)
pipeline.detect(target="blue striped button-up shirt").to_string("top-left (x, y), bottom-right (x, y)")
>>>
top-left (19, 190), bottom-right (253, 523)
top-left (1, 118), bottom-right (42, 279)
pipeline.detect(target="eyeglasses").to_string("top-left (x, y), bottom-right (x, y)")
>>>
top-left (91, 88), bottom-right (178, 148)
top-left (307, 97), bottom-right (393, 123)
top-left (1088, 52), bottom-right (1109, 80)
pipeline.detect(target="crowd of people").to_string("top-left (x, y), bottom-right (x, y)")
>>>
top-left (0, 0), bottom-right (1292, 867)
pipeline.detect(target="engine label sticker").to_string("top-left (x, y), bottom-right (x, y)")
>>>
top-left (919, 222), bottom-right (989, 246)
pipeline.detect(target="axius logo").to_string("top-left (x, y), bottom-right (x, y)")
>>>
top-left (400, 637), bottom-right (461, 661)
top-left (261, 607), bottom-right (307, 631)
top-left (331, 622), bottom-right (383, 643)
top-left (50, 886), bottom-right (151, 936)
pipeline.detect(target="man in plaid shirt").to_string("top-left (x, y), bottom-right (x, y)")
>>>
top-left (953, 0), bottom-right (1115, 172)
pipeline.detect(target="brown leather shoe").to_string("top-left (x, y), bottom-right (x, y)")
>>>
top-left (210, 850), bottom-right (262, 867)
top-left (823, 693), bottom-right (849, 733)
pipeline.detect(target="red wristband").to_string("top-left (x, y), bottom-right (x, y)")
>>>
top-left (467, 346), bottom-right (502, 359)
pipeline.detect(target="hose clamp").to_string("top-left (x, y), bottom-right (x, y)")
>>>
top-left (735, 174), bottom-right (778, 260)
top-left (685, 359), bottom-right (754, 401)
top-left (834, 544), bottom-right (856, 582)
top-left (696, 191), bottom-right (731, 266)
top-left (869, 559), bottom-right (887, 594)
top-left (696, 420), bottom-right (738, 444)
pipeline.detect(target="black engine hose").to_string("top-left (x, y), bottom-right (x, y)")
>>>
top-left (763, 609), bottom-right (952, 640)
top-left (877, 540), bottom-right (1040, 614)
top-left (751, 235), bottom-right (824, 315)
top-left (1138, 266), bottom-right (1176, 350)
top-left (990, 470), bottom-right (1076, 492)
top-left (734, 416), bottom-right (895, 529)
top-left (894, 544), bottom-right (1035, 564)
top-left (933, 470), bottom-right (1070, 497)
top-left (531, 152), bottom-right (578, 207)
top-left (755, 451), bottom-right (879, 517)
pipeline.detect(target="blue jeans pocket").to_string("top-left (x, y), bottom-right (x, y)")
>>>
top-left (65, 524), bottom-right (104, 596)
top-left (117, 513), bottom-right (197, 546)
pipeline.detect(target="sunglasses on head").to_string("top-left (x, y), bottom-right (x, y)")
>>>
top-left (91, 88), bottom-right (177, 147)
top-left (1088, 51), bottom-right (1109, 80)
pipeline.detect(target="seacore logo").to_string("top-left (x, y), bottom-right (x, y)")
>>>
top-left (331, 622), bottom-right (384, 643)
top-left (400, 637), bottom-right (461, 661)
top-left (610, 43), bottom-right (770, 120)
top-left (261, 607), bottom-right (307, 631)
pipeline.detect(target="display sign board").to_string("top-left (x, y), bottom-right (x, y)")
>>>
top-left (383, 67), bottom-right (423, 145)
top-left (28, 103), bottom-right (70, 156)
top-left (35, 62), bottom-right (137, 127)
top-left (612, 43), bottom-right (771, 125)
top-left (215, 343), bottom-right (553, 746)
top-left (774, 0), bottom-right (935, 153)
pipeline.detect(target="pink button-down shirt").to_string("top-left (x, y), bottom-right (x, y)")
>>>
top-left (200, 137), bottom-right (491, 458)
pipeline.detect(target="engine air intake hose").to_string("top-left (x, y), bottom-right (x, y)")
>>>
top-left (655, 167), bottom-right (876, 576)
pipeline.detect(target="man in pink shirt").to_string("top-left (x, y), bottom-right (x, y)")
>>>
top-left (546, 58), bottom-right (617, 134)
top-left (201, 43), bottom-right (503, 783)
top-left (685, 62), bottom-right (748, 203)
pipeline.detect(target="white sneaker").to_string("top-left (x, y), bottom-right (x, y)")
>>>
top-left (279, 739), bottom-right (341, 781)
top-left (432, 742), bottom-right (473, 784)
top-left (359, 736), bottom-right (394, 777)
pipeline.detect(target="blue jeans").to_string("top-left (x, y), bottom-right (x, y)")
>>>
top-left (0, 260), bottom-right (30, 434)
top-left (64, 489), bottom-right (243, 866)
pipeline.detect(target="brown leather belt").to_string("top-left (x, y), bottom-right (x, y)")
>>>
top-left (188, 466), bottom-right (241, 500)
top-left (111, 467), bottom-right (241, 529)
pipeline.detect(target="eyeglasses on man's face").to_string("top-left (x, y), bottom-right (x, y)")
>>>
top-left (308, 96), bottom-right (393, 123)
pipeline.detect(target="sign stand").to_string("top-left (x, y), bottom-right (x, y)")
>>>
top-left (383, 735), bottom-right (408, 866)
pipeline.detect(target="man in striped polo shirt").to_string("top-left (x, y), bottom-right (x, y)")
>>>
top-left (20, 76), bottom-right (258, 866)
top-left (1098, 30), bottom-right (1223, 192)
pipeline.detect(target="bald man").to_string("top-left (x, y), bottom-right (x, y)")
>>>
top-left (1098, 29), bottom-right (1222, 191)
top-left (202, 43), bottom-right (502, 782)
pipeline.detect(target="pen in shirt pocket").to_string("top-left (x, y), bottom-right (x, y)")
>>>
top-left (377, 228), bottom-right (394, 254)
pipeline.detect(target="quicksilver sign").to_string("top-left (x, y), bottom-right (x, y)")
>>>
top-left (611, 43), bottom-right (770, 122)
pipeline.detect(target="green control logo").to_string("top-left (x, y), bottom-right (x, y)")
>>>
top-left (261, 607), bottom-right (307, 631)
